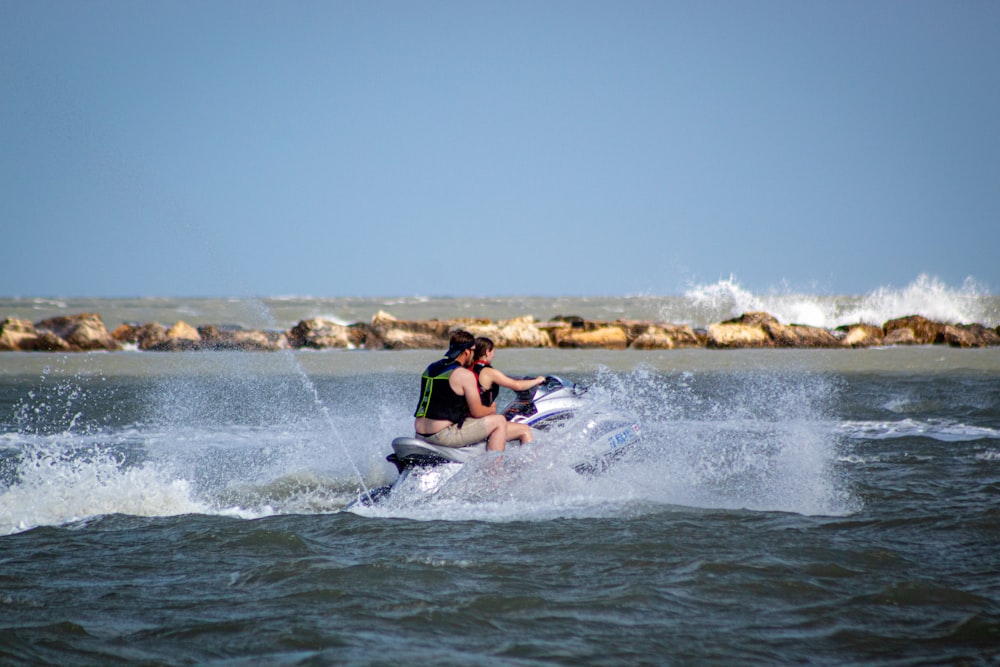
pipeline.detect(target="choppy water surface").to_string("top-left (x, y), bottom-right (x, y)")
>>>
top-left (2, 282), bottom-right (1000, 665)
top-left (1, 344), bottom-right (998, 666)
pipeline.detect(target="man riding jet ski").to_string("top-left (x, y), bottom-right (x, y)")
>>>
top-left (412, 331), bottom-right (519, 453)
top-left (351, 331), bottom-right (641, 507)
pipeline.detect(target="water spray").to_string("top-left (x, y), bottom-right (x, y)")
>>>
top-left (245, 297), bottom-right (375, 504)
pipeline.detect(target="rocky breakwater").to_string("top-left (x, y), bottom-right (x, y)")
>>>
top-left (1, 311), bottom-right (999, 353)
top-left (0, 314), bottom-right (121, 352)
top-left (705, 312), bottom-right (1000, 349)
top-left (109, 321), bottom-right (291, 352)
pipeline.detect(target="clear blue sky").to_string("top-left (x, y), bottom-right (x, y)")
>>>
top-left (2, 0), bottom-right (998, 298)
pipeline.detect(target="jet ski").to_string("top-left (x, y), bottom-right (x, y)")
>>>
top-left (352, 375), bottom-right (641, 507)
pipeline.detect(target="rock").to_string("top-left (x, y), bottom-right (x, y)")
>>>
top-left (939, 325), bottom-right (975, 348)
top-left (537, 320), bottom-right (571, 340)
top-left (379, 328), bottom-right (449, 351)
top-left (976, 325), bottom-right (1000, 346)
top-left (35, 331), bottom-right (74, 352)
top-left (763, 321), bottom-right (841, 348)
top-left (883, 327), bottom-right (918, 346)
top-left (454, 319), bottom-right (505, 345)
top-left (707, 312), bottom-right (781, 348)
top-left (553, 325), bottom-right (628, 349)
top-left (34, 313), bottom-right (120, 351)
top-left (462, 316), bottom-right (551, 348)
top-left (371, 309), bottom-right (397, 326)
top-left (147, 334), bottom-right (200, 352)
top-left (724, 312), bottom-right (780, 327)
top-left (883, 315), bottom-right (946, 345)
top-left (346, 323), bottom-right (383, 350)
top-left (288, 318), bottom-right (353, 349)
top-left (1, 318), bottom-right (36, 334)
top-left (111, 323), bottom-right (142, 345)
top-left (706, 322), bottom-right (772, 349)
top-left (940, 323), bottom-right (1000, 348)
top-left (136, 323), bottom-right (169, 351)
top-left (0, 318), bottom-right (71, 351)
top-left (497, 316), bottom-right (551, 348)
top-left (166, 321), bottom-right (201, 343)
top-left (510, 317), bottom-right (701, 350)
top-left (198, 325), bottom-right (233, 349)
top-left (370, 311), bottom-right (450, 350)
top-left (551, 315), bottom-right (586, 328)
top-left (200, 325), bottom-right (289, 351)
top-left (2, 321), bottom-right (74, 352)
top-left (616, 320), bottom-right (649, 344)
top-left (0, 318), bottom-right (40, 351)
top-left (709, 312), bottom-right (840, 349)
top-left (629, 328), bottom-right (674, 350)
top-left (837, 323), bottom-right (884, 348)
top-left (628, 323), bottom-right (701, 350)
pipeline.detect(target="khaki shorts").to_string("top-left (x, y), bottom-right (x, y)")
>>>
top-left (418, 417), bottom-right (491, 448)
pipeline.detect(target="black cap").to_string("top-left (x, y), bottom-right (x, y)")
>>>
top-left (443, 339), bottom-right (475, 360)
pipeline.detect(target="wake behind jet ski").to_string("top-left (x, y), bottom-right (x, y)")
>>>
top-left (353, 375), bottom-right (642, 507)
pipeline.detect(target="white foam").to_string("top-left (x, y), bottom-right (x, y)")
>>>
top-left (0, 446), bottom-right (209, 535)
top-left (844, 274), bottom-right (992, 326)
top-left (839, 419), bottom-right (1000, 442)
top-left (681, 273), bottom-right (996, 328)
top-left (312, 313), bottom-right (353, 326)
top-left (0, 353), bottom-right (867, 531)
top-left (352, 368), bottom-right (857, 520)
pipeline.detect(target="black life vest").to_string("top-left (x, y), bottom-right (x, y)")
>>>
top-left (414, 359), bottom-right (469, 425)
top-left (472, 361), bottom-right (501, 407)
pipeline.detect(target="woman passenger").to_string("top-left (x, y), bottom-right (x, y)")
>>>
top-left (472, 337), bottom-right (546, 444)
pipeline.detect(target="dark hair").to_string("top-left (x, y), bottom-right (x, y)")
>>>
top-left (443, 330), bottom-right (476, 359)
top-left (474, 336), bottom-right (494, 360)
top-left (450, 330), bottom-right (474, 347)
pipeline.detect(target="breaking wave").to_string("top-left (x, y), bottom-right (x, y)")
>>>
top-left (678, 274), bottom-right (996, 328)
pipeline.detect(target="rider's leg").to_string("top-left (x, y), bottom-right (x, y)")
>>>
top-left (484, 414), bottom-right (508, 451)
top-left (506, 422), bottom-right (533, 444)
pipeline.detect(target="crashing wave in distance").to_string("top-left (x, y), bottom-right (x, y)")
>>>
top-left (678, 273), bottom-right (996, 328)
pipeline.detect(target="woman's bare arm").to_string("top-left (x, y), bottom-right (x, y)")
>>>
top-left (481, 367), bottom-right (545, 392)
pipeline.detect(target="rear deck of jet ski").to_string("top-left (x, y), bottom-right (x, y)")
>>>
top-left (387, 437), bottom-right (486, 473)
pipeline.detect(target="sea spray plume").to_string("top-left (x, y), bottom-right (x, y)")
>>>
top-left (138, 297), bottom-right (376, 510)
top-left (0, 441), bottom-right (207, 535)
top-left (676, 274), bottom-right (996, 329)
top-left (591, 363), bottom-right (664, 427)
top-left (11, 362), bottom-right (91, 437)
top-left (445, 366), bottom-right (852, 517)
top-left (343, 365), bottom-right (857, 521)
top-left (846, 274), bottom-right (995, 327)
top-left (327, 371), bottom-right (416, 488)
top-left (0, 359), bottom-right (204, 534)
top-left (248, 297), bottom-right (375, 502)
top-left (598, 367), bottom-right (855, 516)
top-left (682, 275), bottom-right (764, 325)
top-left (680, 276), bottom-right (841, 328)
top-left (2, 369), bottom-right (207, 534)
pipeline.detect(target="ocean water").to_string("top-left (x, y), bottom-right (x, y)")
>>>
top-left (1, 279), bottom-right (999, 665)
top-left (4, 273), bottom-right (999, 331)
